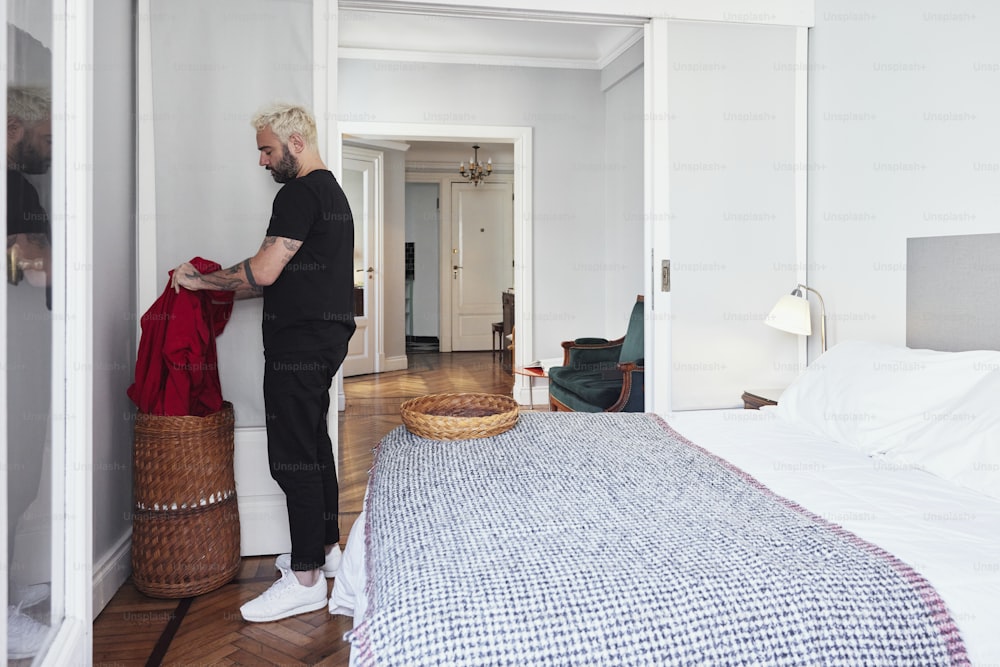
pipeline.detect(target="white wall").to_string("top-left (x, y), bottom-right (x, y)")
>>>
top-left (147, 0), bottom-right (312, 428)
top-left (809, 0), bottom-right (1000, 353)
top-left (338, 60), bottom-right (609, 357)
top-left (91, 0), bottom-right (136, 613)
top-left (602, 41), bottom-right (646, 334)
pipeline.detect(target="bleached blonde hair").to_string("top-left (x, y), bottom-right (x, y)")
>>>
top-left (8, 86), bottom-right (51, 124)
top-left (250, 102), bottom-right (317, 149)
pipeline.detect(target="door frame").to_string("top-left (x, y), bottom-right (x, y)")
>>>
top-left (0, 0), bottom-right (94, 660)
top-left (341, 145), bottom-right (385, 376)
top-left (338, 122), bottom-right (536, 399)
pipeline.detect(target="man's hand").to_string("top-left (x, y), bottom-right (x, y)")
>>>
top-left (171, 262), bottom-right (203, 293)
top-left (8, 234), bottom-right (51, 287)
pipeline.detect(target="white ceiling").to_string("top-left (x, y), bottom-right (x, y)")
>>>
top-left (338, 5), bottom-right (645, 70)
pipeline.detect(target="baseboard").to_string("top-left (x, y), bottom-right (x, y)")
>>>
top-left (382, 354), bottom-right (408, 372)
top-left (92, 530), bottom-right (132, 620)
top-left (513, 374), bottom-right (549, 409)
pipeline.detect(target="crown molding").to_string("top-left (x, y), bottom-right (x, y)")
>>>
top-left (338, 46), bottom-right (606, 70)
top-left (596, 27), bottom-right (644, 71)
top-left (344, 136), bottom-right (412, 152)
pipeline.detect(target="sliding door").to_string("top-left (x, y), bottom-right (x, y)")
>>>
top-left (4, 0), bottom-right (92, 662)
top-left (666, 21), bottom-right (805, 410)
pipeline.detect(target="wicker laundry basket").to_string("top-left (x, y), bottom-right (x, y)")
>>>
top-left (131, 402), bottom-right (240, 598)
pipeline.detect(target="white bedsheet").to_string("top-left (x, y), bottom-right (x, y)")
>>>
top-left (332, 408), bottom-right (1000, 665)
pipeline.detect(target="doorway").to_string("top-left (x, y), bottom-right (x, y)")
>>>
top-left (449, 180), bottom-right (514, 351)
top-left (403, 175), bottom-right (514, 354)
top-left (339, 123), bottom-right (534, 372)
top-left (404, 182), bottom-right (440, 353)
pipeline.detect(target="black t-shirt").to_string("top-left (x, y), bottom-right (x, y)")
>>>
top-left (7, 170), bottom-right (49, 237)
top-left (262, 169), bottom-right (356, 356)
top-left (8, 170), bottom-right (52, 309)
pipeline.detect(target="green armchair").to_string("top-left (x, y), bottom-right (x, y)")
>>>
top-left (547, 295), bottom-right (645, 412)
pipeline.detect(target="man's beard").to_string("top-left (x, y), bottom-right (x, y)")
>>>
top-left (268, 146), bottom-right (299, 183)
top-left (11, 141), bottom-right (50, 175)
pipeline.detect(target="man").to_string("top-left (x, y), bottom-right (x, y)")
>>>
top-left (172, 102), bottom-right (356, 622)
top-left (6, 85), bottom-right (54, 660)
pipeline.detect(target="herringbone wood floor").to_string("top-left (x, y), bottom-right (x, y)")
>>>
top-left (92, 351), bottom-right (516, 666)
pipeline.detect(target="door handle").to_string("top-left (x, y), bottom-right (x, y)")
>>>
top-left (356, 267), bottom-right (375, 279)
top-left (453, 264), bottom-right (462, 279)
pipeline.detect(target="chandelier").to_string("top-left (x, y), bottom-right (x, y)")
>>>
top-left (459, 144), bottom-right (492, 186)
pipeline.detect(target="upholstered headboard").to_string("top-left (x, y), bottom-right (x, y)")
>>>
top-left (907, 233), bottom-right (1000, 352)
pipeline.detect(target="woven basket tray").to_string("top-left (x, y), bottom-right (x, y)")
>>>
top-left (400, 392), bottom-right (519, 440)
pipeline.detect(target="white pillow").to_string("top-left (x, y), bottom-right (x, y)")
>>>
top-left (880, 371), bottom-right (1000, 500)
top-left (775, 340), bottom-right (1000, 454)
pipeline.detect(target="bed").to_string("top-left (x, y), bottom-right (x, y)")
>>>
top-left (331, 235), bottom-right (1000, 665)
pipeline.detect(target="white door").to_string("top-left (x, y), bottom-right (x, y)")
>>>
top-left (341, 147), bottom-right (383, 376)
top-left (665, 21), bottom-right (803, 409)
top-left (450, 181), bottom-right (514, 351)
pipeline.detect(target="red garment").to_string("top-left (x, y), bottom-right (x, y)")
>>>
top-left (127, 257), bottom-right (235, 416)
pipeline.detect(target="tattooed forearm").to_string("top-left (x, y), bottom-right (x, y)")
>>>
top-left (191, 271), bottom-right (244, 292)
top-left (25, 233), bottom-right (50, 249)
top-left (7, 233), bottom-right (49, 250)
top-left (243, 258), bottom-right (262, 294)
top-left (191, 259), bottom-right (262, 299)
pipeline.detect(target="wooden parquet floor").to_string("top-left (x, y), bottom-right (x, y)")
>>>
top-left (92, 351), bottom-right (516, 667)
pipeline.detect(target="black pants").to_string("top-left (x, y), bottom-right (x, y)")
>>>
top-left (263, 346), bottom-right (347, 571)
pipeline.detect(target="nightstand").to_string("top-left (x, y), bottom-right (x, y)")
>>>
top-left (741, 388), bottom-right (783, 410)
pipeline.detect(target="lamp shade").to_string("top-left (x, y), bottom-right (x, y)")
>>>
top-left (766, 293), bottom-right (812, 336)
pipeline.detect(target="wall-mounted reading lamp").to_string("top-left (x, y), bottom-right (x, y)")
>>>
top-left (765, 284), bottom-right (827, 354)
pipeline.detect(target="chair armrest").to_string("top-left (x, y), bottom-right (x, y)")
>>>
top-left (562, 335), bottom-right (625, 350)
top-left (607, 364), bottom-right (645, 412)
top-left (560, 336), bottom-right (626, 366)
top-left (618, 359), bottom-right (644, 372)
top-left (600, 360), bottom-right (644, 380)
top-left (560, 343), bottom-right (622, 367)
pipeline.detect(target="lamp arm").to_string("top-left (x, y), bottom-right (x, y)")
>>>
top-left (797, 284), bottom-right (827, 353)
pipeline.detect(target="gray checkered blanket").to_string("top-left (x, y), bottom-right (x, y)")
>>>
top-left (347, 412), bottom-right (968, 666)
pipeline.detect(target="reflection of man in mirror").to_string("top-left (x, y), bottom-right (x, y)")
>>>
top-left (6, 85), bottom-right (53, 661)
top-left (7, 85), bottom-right (52, 295)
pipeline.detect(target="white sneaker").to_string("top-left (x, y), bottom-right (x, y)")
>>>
top-left (10, 583), bottom-right (50, 609)
top-left (8, 605), bottom-right (49, 660)
top-left (274, 545), bottom-right (342, 579)
top-left (240, 567), bottom-right (327, 623)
